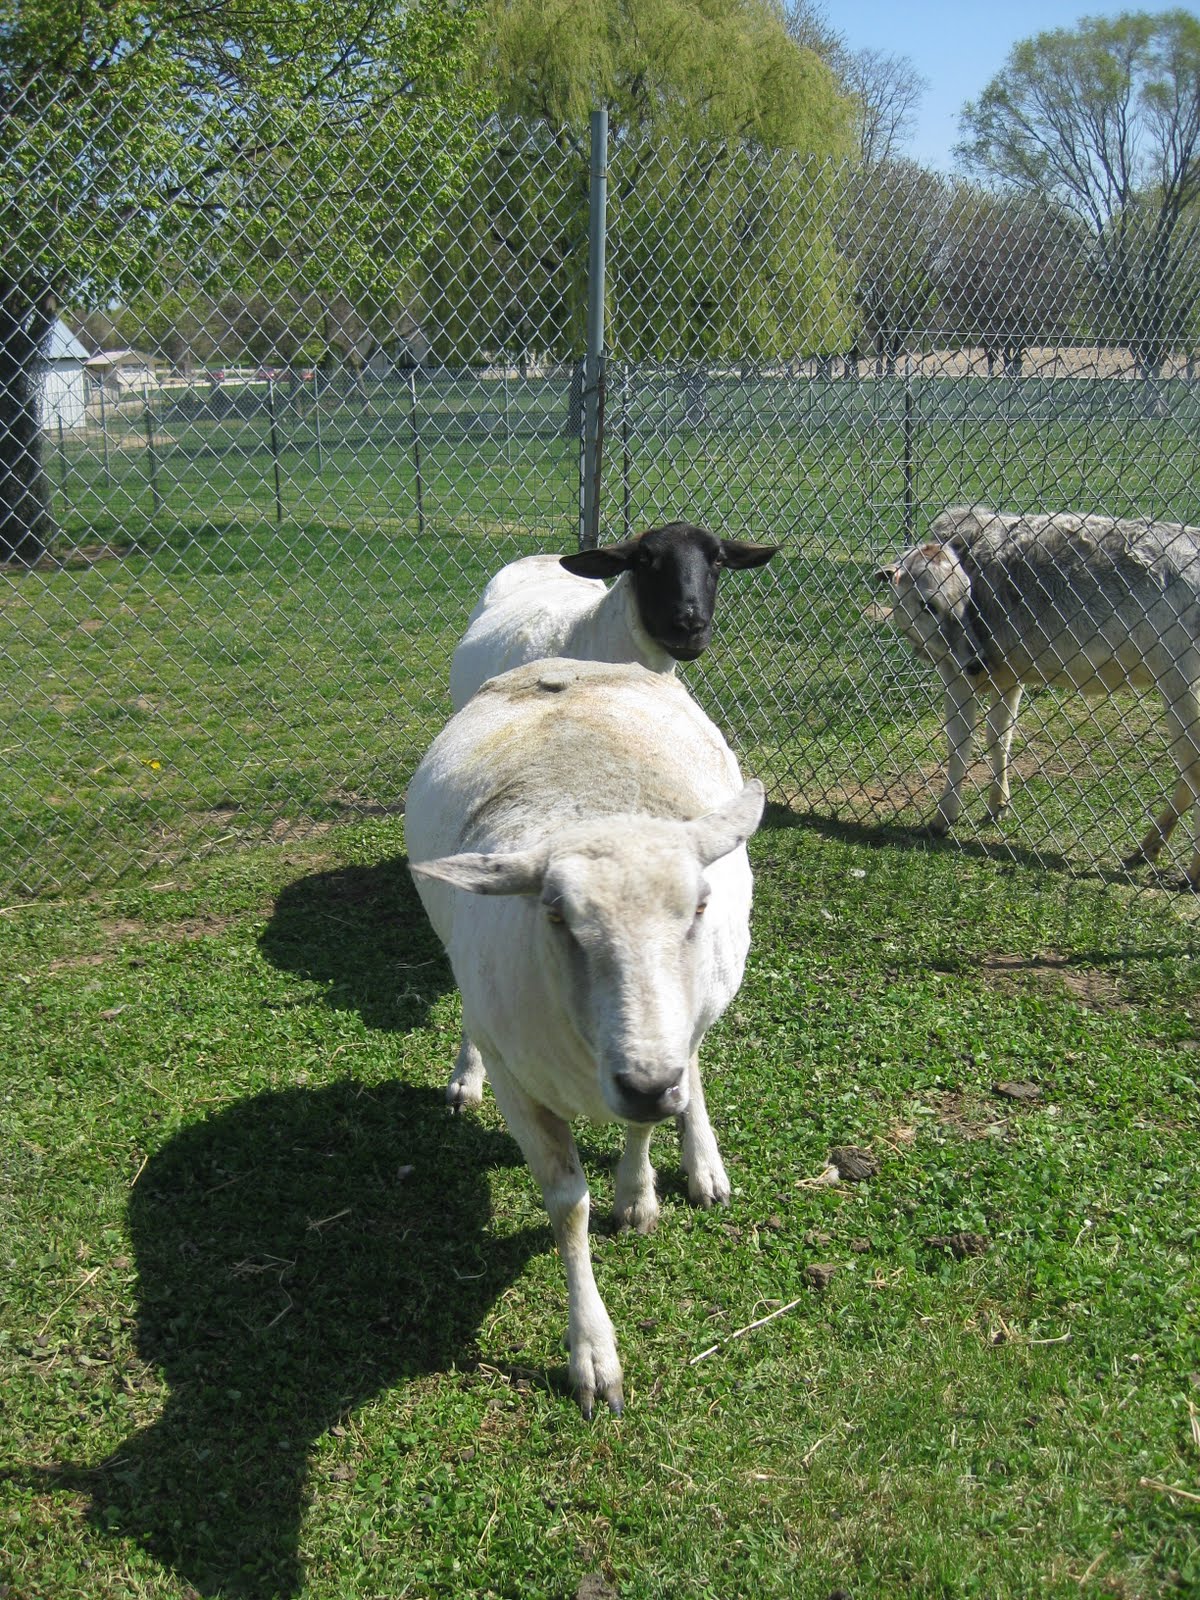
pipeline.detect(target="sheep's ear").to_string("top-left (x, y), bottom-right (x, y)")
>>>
top-left (559, 542), bottom-right (639, 579)
top-left (411, 847), bottom-right (546, 896)
top-left (719, 540), bottom-right (778, 569)
top-left (874, 563), bottom-right (898, 586)
top-left (687, 780), bottom-right (766, 867)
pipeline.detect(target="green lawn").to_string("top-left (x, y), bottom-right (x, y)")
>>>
top-left (1, 808), bottom-right (1197, 1598)
top-left (3, 397), bottom-right (1200, 1594)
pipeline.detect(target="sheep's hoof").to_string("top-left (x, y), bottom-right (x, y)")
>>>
top-left (612, 1197), bottom-right (660, 1235)
top-left (445, 1077), bottom-right (484, 1113)
top-left (924, 818), bottom-right (952, 839)
top-left (571, 1340), bottom-right (624, 1420)
top-left (686, 1165), bottom-right (731, 1210)
top-left (579, 1386), bottom-right (624, 1422)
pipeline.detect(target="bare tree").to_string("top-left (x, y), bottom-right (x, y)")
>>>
top-left (957, 11), bottom-right (1200, 383)
top-left (838, 160), bottom-right (951, 375)
top-left (842, 48), bottom-right (927, 167)
top-left (935, 191), bottom-right (1086, 373)
top-left (774, 3), bottom-right (926, 165)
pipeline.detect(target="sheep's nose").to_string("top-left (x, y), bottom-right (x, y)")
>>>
top-left (613, 1068), bottom-right (686, 1124)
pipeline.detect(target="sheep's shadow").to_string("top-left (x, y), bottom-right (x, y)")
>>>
top-left (43, 1079), bottom-right (538, 1598)
top-left (760, 800), bottom-right (1179, 891)
top-left (258, 852), bottom-right (454, 1033)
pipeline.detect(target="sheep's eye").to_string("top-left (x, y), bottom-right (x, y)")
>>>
top-left (546, 905), bottom-right (566, 925)
top-left (695, 899), bottom-right (709, 917)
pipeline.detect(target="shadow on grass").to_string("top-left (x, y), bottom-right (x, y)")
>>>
top-left (259, 853), bottom-right (455, 1033)
top-left (760, 798), bottom-right (1177, 890)
top-left (20, 1079), bottom-right (537, 1598)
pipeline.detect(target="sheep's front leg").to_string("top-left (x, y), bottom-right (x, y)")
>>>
top-left (677, 1053), bottom-right (730, 1209)
top-left (983, 684), bottom-right (1022, 820)
top-left (930, 673), bottom-right (978, 834)
top-left (613, 1121), bottom-right (659, 1234)
top-left (446, 1030), bottom-right (486, 1111)
top-left (484, 1055), bottom-right (623, 1419)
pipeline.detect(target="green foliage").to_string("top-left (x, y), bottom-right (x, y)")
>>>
top-left (609, 140), bottom-right (853, 361)
top-left (478, 0), bottom-right (854, 152)
top-left (420, 123), bottom-right (589, 364)
top-left (957, 10), bottom-right (1200, 221)
top-left (1, 0), bottom-right (485, 316)
top-left (416, 0), bottom-right (856, 364)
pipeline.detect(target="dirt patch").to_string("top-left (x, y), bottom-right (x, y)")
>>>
top-left (2, 543), bottom-right (132, 573)
top-left (777, 772), bottom-right (938, 818)
top-left (926, 1090), bottom-right (1012, 1141)
top-left (267, 817), bottom-right (338, 843)
top-left (980, 951), bottom-right (1125, 1010)
top-left (326, 789), bottom-right (406, 819)
top-left (46, 912), bottom-right (245, 970)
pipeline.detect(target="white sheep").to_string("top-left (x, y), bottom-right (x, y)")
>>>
top-left (878, 505), bottom-right (1200, 884)
top-left (445, 520), bottom-right (775, 1111)
top-left (449, 521), bottom-right (777, 710)
top-left (406, 659), bottom-right (765, 1417)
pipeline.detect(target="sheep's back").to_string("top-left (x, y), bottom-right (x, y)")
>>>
top-left (931, 506), bottom-right (1200, 687)
top-left (449, 557), bottom-right (609, 708)
top-left (408, 660), bottom-right (744, 865)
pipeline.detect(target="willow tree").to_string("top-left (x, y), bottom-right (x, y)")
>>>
top-left (420, 0), bottom-right (854, 367)
top-left (0, 0), bottom-right (481, 561)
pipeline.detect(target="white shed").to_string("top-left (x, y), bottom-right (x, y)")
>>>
top-left (39, 319), bottom-right (90, 431)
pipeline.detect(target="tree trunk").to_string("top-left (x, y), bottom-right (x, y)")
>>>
top-left (0, 285), bottom-right (57, 564)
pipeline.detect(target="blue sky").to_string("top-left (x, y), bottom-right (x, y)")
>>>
top-left (831, 2), bottom-right (1155, 171)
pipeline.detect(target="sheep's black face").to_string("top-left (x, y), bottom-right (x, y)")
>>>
top-left (560, 522), bottom-right (777, 661)
top-left (631, 523), bottom-right (725, 659)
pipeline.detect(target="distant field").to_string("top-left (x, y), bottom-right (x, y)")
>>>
top-left (8, 370), bottom-right (1200, 898)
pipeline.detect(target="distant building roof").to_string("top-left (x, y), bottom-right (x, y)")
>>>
top-left (46, 319), bottom-right (89, 363)
top-left (85, 349), bottom-right (158, 369)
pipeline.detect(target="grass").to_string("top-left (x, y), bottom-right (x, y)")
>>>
top-left (0, 809), bottom-right (1198, 1599)
top-left (2, 370), bottom-right (1199, 1594)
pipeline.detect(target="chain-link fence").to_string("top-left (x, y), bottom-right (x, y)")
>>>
top-left (4, 91), bottom-right (1200, 903)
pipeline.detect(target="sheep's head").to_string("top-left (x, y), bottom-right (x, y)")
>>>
top-left (560, 522), bottom-right (777, 661)
top-left (876, 541), bottom-right (989, 677)
top-left (411, 780), bottom-right (765, 1125)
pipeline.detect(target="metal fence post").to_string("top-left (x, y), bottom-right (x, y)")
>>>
top-left (313, 368), bottom-right (324, 475)
top-left (143, 378), bottom-right (160, 516)
top-left (620, 364), bottom-right (632, 538)
top-left (903, 354), bottom-right (915, 540)
top-left (579, 105), bottom-right (608, 551)
top-left (97, 379), bottom-right (111, 488)
top-left (267, 376), bottom-right (283, 524)
top-left (408, 367), bottom-right (425, 538)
